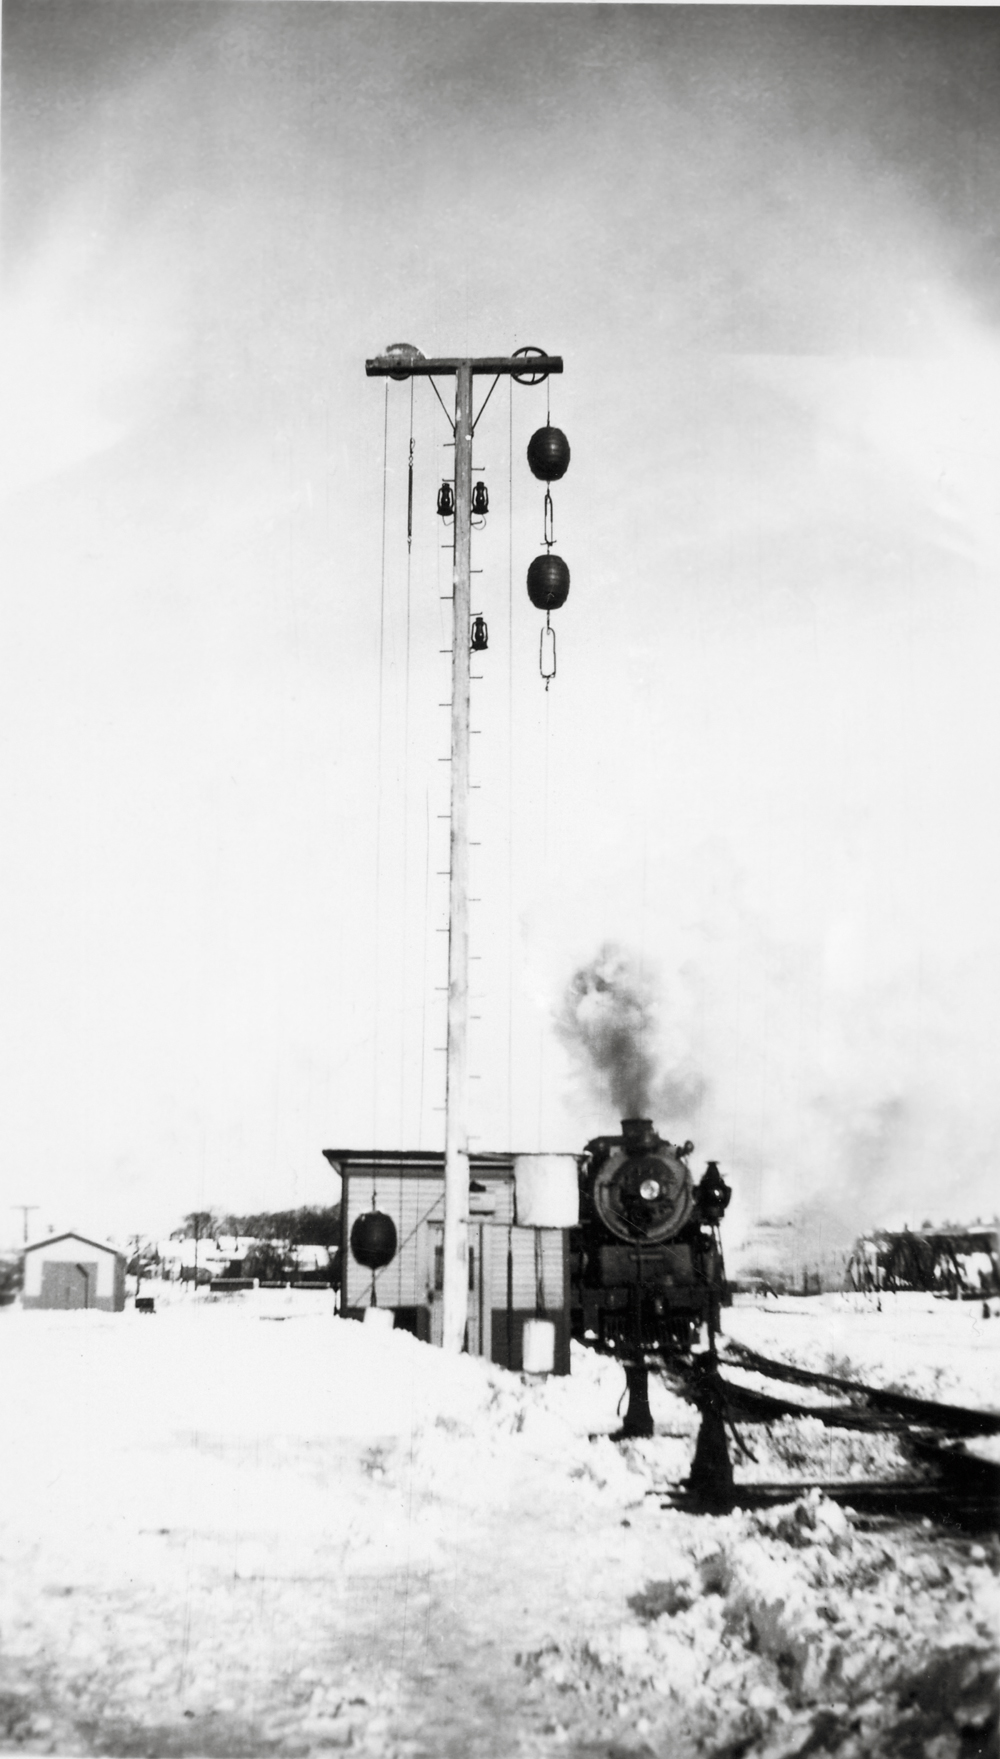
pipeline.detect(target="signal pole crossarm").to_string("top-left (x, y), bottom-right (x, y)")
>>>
top-left (366, 355), bottom-right (563, 380)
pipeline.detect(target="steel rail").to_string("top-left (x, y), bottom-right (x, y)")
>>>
top-left (718, 1341), bottom-right (1000, 1436)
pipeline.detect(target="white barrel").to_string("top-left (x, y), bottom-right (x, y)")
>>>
top-left (363, 1306), bottom-right (395, 1332)
top-left (522, 1318), bottom-right (556, 1375)
top-left (514, 1154), bottom-right (579, 1228)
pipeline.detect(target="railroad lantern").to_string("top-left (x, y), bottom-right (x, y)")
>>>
top-left (696, 1162), bottom-right (732, 1225)
top-left (350, 1209), bottom-right (398, 1270)
top-left (527, 424), bottom-right (571, 482)
top-left (527, 553), bottom-right (570, 611)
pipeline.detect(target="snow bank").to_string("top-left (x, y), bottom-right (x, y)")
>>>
top-left (518, 1493), bottom-right (998, 1758)
top-left (1, 1298), bottom-right (997, 1758)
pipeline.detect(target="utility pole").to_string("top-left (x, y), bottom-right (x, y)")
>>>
top-left (365, 349), bottom-right (562, 1352)
top-left (11, 1205), bottom-right (38, 1245)
top-left (130, 1233), bottom-right (144, 1298)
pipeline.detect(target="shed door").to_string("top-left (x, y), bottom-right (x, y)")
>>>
top-left (427, 1223), bottom-right (490, 1357)
top-left (41, 1260), bottom-right (98, 1309)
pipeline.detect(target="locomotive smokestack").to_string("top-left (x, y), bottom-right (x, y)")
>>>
top-left (621, 1117), bottom-right (658, 1153)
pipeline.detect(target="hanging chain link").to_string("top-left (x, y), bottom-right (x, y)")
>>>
top-left (406, 378), bottom-right (415, 552)
top-left (539, 612), bottom-right (556, 689)
top-left (537, 383), bottom-right (560, 688)
top-left (543, 487), bottom-right (555, 550)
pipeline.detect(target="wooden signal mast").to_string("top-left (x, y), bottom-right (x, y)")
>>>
top-left (365, 349), bottom-right (563, 1351)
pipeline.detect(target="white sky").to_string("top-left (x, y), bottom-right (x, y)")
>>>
top-left (2, 3), bottom-right (999, 1244)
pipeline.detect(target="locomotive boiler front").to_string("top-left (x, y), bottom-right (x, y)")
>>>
top-left (591, 1116), bottom-right (695, 1244)
top-left (571, 1117), bottom-right (731, 1363)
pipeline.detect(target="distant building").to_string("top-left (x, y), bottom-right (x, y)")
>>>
top-left (729, 1203), bottom-right (857, 1294)
top-left (21, 1232), bottom-right (126, 1312)
top-left (846, 1225), bottom-right (1000, 1296)
top-left (156, 1235), bottom-right (230, 1281)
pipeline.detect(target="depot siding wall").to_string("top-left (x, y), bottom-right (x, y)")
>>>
top-left (343, 1174), bottom-right (446, 1310)
top-left (487, 1225), bottom-right (564, 1310)
top-left (342, 1173), bottom-right (565, 1312)
top-left (340, 1164), bottom-right (569, 1372)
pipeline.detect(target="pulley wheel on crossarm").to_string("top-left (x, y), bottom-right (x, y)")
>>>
top-left (511, 346), bottom-right (552, 386)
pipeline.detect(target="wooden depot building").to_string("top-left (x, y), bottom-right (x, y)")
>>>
top-left (324, 1148), bottom-right (577, 1374)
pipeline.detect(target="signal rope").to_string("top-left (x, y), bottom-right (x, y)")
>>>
top-left (418, 787), bottom-right (430, 1141)
top-left (537, 682), bottom-right (551, 1148)
top-left (372, 382), bottom-right (390, 1175)
top-left (399, 378), bottom-right (415, 1141)
top-left (507, 377), bottom-right (514, 1153)
top-left (432, 401), bottom-right (452, 1143)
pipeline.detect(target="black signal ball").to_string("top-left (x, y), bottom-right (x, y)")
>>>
top-left (350, 1210), bottom-right (398, 1270)
top-left (527, 425), bottom-right (571, 482)
top-left (527, 553), bottom-right (570, 611)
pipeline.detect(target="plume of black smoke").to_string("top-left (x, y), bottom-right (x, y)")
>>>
top-left (555, 943), bottom-right (706, 1125)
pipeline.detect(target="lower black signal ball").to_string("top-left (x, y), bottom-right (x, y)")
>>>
top-left (527, 553), bottom-right (570, 611)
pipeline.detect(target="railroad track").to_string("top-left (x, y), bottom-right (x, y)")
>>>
top-left (653, 1468), bottom-right (999, 1534)
top-left (716, 1340), bottom-right (1000, 1437)
top-left (649, 1342), bottom-right (1000, 1532)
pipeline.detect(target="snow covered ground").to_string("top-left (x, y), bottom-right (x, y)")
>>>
top-left (1, 1289), bottom-right (997, 1758)
top-left (724, 1290), bottom-right (1000, 1409)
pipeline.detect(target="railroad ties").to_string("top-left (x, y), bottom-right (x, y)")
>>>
top-left (654, 1342), bottom-right (1000, 1535)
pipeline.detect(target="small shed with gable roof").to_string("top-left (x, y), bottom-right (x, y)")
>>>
top-left (22, 1231), bottom-right (126, 1311)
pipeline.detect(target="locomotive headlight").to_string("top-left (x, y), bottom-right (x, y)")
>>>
top-left (639, 1178), bottom-right (661, 1201)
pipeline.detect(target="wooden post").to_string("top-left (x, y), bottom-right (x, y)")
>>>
top-left (364, 349), bottom-right (563, 1357)
top-left (442, 360), bottom-right (473, 1352)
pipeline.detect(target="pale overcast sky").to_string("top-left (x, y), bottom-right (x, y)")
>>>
top-left (2, 4), bottom-right (998, 1242)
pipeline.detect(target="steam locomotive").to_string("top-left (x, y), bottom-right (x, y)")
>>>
top-left (568, 1117), bottom-right (732, 1449)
